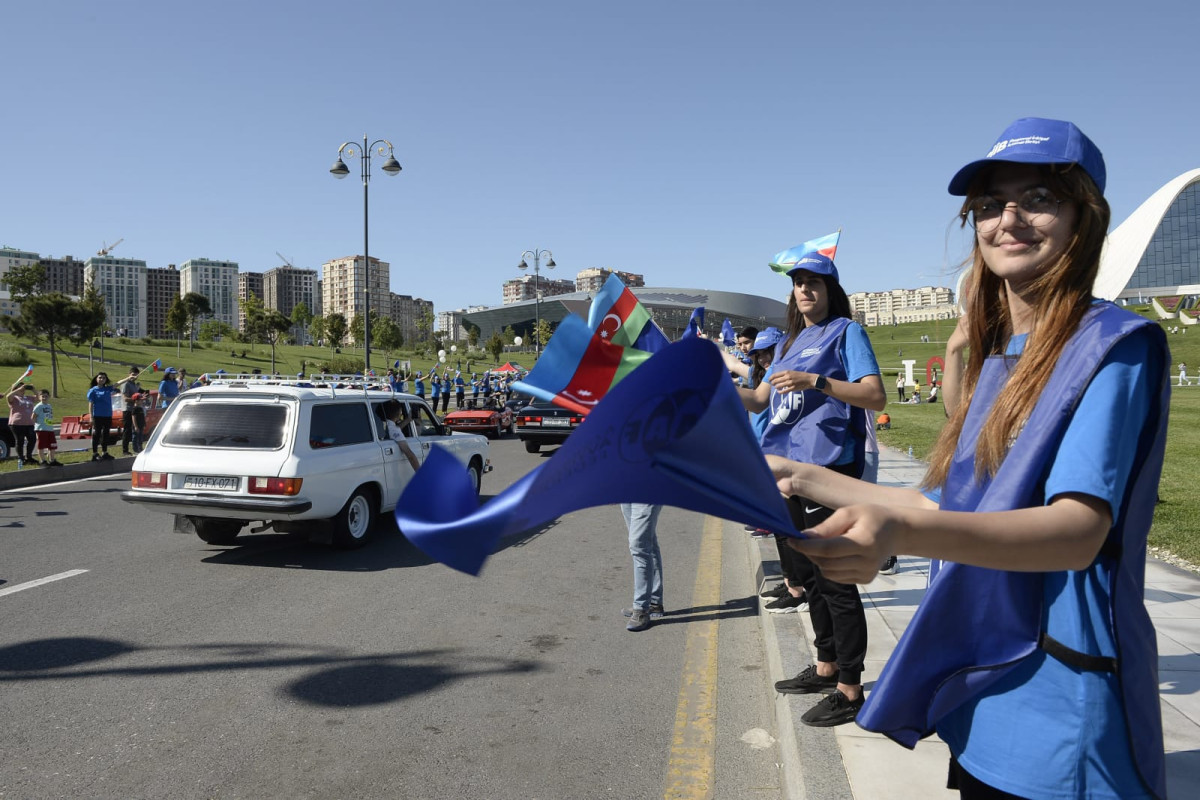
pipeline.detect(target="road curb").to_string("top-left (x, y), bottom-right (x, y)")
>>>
top-left (0, 458), bottom-right (131, 491)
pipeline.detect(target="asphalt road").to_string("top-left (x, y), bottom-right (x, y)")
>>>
top-left (0, 438), bottom-right (786, 800)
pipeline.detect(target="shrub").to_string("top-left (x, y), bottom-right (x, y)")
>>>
top-left (0, 342), bottom-right (29, 367)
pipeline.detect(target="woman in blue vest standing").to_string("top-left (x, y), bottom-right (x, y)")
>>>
top-left (768, 118), bottom-right (1168, 799)
top-left (734, 252), bottom-right (886, 728)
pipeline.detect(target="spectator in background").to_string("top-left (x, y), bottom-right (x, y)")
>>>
top-left (32, 388), bottom-right (62, 467)
top-left (895, 373), bottom-right (907, 402)
top-left (455, 371), bottom-right (466, 408)
top-left (6, 380), bottom-right (37, 466)
top-left (87, 372), bottom-right (121, 461)
top-left (158, 368), bottom-right (181, 407)
top-left (121, 367), bottom-right (146, 455)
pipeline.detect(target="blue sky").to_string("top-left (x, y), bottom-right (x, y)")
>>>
top-left (3, 1), bottom-right (1197, 315)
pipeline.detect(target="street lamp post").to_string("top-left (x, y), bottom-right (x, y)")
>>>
top-left (330, 135), bottom-right (402, 373)
top-left (517, 248), bottom-right (555, 357)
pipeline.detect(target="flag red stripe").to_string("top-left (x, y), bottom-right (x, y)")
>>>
top-left (555, 334), bottom-right (625, 412)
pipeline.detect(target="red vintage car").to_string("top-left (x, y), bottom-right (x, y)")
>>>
top-left (442, 400), bottom-right (514, 439)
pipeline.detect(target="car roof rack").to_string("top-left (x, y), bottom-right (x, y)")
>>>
top-left (202, 373), bottom-right (405, 398)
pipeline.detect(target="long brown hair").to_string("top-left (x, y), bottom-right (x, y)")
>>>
top-left (780, 273), bottom-right (854, 357)
top-left (924, 164), bottom-right (1110, 488)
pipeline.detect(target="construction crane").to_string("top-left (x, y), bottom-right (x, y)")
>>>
top-left (276, 252), bottom-right (294, 268)
top-left (97, 238), bottom-right (124, 256)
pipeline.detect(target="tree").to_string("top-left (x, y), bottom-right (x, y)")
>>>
top-left (166, 297), bottom-right (188, 356)
top-left (290, 301), bottom-right (313, 345)
top-left (240, 292), bottom-right (266, 350)
top-left (534, 318), bottom-right (554, 352)
top-left (464, 323), bottom-right (481, 348)
top-left (373, 315), bottom-right (403, 353)
top-left (8, 293), bottom-right (102, 396)
top-left (308, 314), bottom-right (328, 347)
top-left (326, 313), bottom-right (347, 349)
top-left (261, 310), bottom-right (292, 374)
top-left (198, 319), bottom-right (235, 342)
top-left (79, 279), bottom-right (108, 342)
top-left (4, 262), bottom-right (47, 300)
top-left (416, 307), bottom-right (434, 343)
top-left (503, 325), bottom-right (517, 345)
top-left (485, 331), bottom-right (505, 364)
top-left (349, 310), bottom-right (380, 349)
top-left (180, 292), bottom-right (212, 352)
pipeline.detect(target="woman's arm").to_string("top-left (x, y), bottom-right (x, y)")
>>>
top-left (790, 493), bottom-right (1112, 584)
top-left (941, 314), bottom-right (968, 416)
top-left (766, 454), bottom-right (934, 511)
top-left (768, 371), bottom-right (887, 412)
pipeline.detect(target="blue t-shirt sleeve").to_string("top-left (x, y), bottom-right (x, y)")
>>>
top-left (1043, 327), bottom-right (1161, 516)
top-left (840, 323), bottom-right (881, 383)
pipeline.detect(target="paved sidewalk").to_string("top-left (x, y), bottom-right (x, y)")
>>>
top-left (754, 444), bottom-right (1200, 799)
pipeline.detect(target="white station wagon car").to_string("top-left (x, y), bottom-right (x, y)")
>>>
top-left (121, 375), bottom-right (491, 549)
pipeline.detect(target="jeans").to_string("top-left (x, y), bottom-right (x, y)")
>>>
top-left (861, 450), bottom-right (879, 484)
top-left (622, 503), bottom-right (663, 610)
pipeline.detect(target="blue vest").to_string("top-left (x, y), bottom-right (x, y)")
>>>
top-left (857, 303), bottom-right (1167, 799)
top-left (759, 316), bottom-right (863, 471)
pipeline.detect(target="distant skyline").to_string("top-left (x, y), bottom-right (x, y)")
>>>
top-left (4, 1), bottom-right (1198, 315)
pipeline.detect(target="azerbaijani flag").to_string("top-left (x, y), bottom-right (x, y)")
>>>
top-left (21, 364), bottom-right (34, 379)
top-left (720, 319), bottom-right (736, 347)
top-left (586, 274), bottom-right (670, 354)
top-left (512, 315), bottom-right (653, 415)
top-left (769, 230), bottom-right (841, 275)
top-left (681, 307), bottom-right (705, 339)
top-left (151, 359), bottom-right (163, 372)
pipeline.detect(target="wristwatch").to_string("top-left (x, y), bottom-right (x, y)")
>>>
top-left (814, 375), bottom-right (828, 392)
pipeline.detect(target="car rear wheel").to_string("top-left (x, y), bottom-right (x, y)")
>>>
top-left (492, 420), bottom-right (502, 439)
top-left (193, 518), bottom-right (243, 545)
top-left (524, 440), bottom-right (541, 454)
top-left (0, 438), bottom-right (9, 461)
top-left (332, 486), bottom-right (377, 549)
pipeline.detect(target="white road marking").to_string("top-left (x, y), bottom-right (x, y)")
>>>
top-left (0, 569), bottom-right (89, 598)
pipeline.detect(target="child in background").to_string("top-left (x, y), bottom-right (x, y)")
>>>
top-left (32, 389), bottom-right (62, 467)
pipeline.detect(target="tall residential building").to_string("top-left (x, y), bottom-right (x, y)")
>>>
top-left (85, 255), bottom-right (148, 337)
top-left (848, 285), bottom-right (956, 327)
top-left (437, 309), bottom-right (468, 342)
top-left (502, 273), bottom-right (576, 304)
top-left (264, 265), bottom-right (317, 344)
top-left (389, 292), bottom-right (434, 345)
top-left (38, 256), bottom-right (86, 297)
top-left (180, 258), bottom-right (239, 332)
top-left (574, 268), bottom-right (645, 293)
top-left (314, 278), bottom-right (323, 317)
top-left (237, 272), bottom-right (264, 333)
top-left (146, 265), bottom-right (181, 339)
top-left (321, 255), bottom-right (389, 324)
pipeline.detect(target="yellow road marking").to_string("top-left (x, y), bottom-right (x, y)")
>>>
top-left (664, 515), bottom-right (722, 800)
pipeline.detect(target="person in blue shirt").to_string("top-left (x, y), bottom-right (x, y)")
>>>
top-left (157, 368), bottom-right (180, 407)
top-left (454, 372), bottom-right (466, 408)
top-left (414, 371), bottom-right (425, 401)
top-left (766, 118), bottom-right (1168, 799)
top-left (728, 252), bottom-right (886, 728)
top-left (86, 372), bottom-right (125, 460)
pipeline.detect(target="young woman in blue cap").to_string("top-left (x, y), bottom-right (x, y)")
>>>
top-left (768, 118), bottom-right (1168, 798)
top-left (729, 252), bottom-right (886, 727)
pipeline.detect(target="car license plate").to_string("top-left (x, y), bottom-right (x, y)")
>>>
top-left (543, 418), bottom-right (570, 427)
top-left (184, 475), bottom-right (240, 491)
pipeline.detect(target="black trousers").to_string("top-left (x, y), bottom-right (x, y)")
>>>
top-left (782, 463), bottom-right (867, 687)
top-left (92, 416), bottom-right (112, 454)
top-left (122, 406), bottom-right (145, 451)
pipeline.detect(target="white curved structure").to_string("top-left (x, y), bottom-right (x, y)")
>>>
top-left (1095, 168), bottom-right (1200, 301)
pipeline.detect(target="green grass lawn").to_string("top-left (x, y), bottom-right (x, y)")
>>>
top-left (5, 315), bottom-right (1199, 567)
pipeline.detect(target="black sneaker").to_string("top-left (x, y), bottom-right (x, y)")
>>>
top-left (622, 605), bottom-right (665, 620)
top-left (879, 556), bottom-right (898, 575)
top-left (100, 453), bottom-right (114, 461)
top-left (764, 593), bottom-right (806, 614)
top-left (800, 690), bottom-right (864, 727)
top-left (92, 454), bottom-right (102, 462)
top-left (760, 582), bottom-right (789, 599)
top-left (774, 664), bottom-right (839, 695)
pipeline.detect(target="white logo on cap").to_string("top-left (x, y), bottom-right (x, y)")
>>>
top-left (987, 135), bottom-right (1051, 159)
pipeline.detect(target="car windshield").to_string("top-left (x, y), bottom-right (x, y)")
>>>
top-left (161, 403), bottom-right (288, 449)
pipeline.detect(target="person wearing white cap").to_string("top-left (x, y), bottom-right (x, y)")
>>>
top-left (767, 118), bottom-right (1168, 799)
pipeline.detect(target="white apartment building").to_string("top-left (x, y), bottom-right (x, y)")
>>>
top-left (0, 247), bottom-right (39, 327)
top-left (180, 258), bottom-right (239, 332)
top-left (574, 268), bottom-right (645, 293)
top-left (849, 285), bottom-right (957, 327)
top-left (322, 255), bottom-right (389, 323)
top-left (85, 255), bottom-right (149, 337)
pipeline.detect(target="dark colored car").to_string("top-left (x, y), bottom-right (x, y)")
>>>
top-left (513, 399), bottom-right (585, 453)
top-left (0, 417), bottom-right (14, 461)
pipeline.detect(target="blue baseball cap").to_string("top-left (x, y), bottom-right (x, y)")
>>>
top-left (948, 117), bottom-right (1106, 196)
top-left (785, 252), bottom-right (840, 285)
top-left (751, 326), bottom-right (785, 352)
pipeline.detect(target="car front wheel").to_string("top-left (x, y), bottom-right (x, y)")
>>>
top-left (524, 440), bottom-right (541, 454)
top-left (332, 487), bottom-right (377, 549)
top-left (467, 458), bottom-right (483, 494)
top-left (0, 438), bottom-right (9, 461)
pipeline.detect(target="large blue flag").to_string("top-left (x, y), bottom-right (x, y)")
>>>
top-left (396, 337), bottom-right (800, 575)
top-left (720, 319), bottom-right (736, 347)
top-left (681, 306), bottom-right (705, 339)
